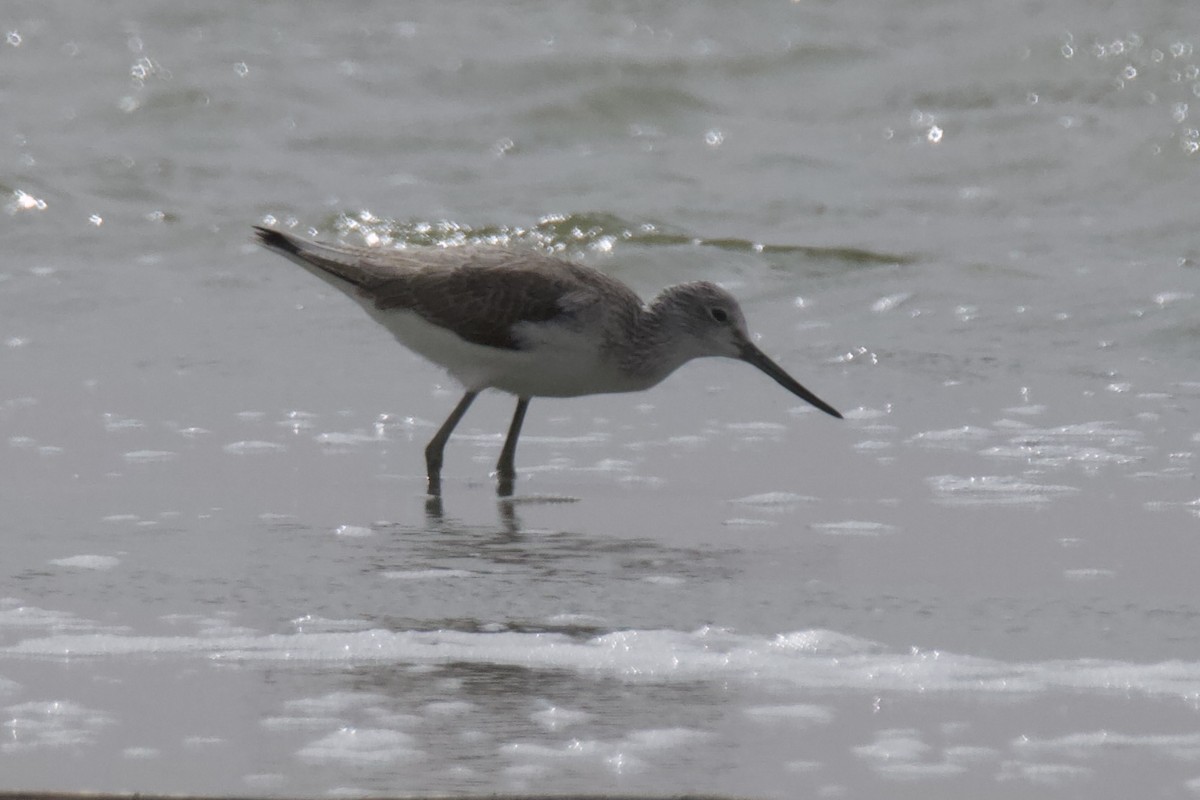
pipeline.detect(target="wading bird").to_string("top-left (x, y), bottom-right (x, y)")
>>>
top-left (254, 226), bottom-right (842, 495)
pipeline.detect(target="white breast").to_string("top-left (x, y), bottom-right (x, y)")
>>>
top-left (366, 306), bottom-right (649, 398)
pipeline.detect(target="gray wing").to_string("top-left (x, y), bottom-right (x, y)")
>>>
top-left (253, 226), bottom-right (634, 351)
top-left (372, 250), bottom-right (608, 350)
top-left (253, 226), bottom-right (415, 288)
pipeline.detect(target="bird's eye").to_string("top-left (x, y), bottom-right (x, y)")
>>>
top-left (709, 307), bottom-right (729, 323)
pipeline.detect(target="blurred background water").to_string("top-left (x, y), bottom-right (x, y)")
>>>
top-left (2, 2), bottom-right (1199, 797)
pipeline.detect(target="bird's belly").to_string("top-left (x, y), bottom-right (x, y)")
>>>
top-left (368, 308), bottom-right (643, 398)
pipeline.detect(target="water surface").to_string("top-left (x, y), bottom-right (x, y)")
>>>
top-left (2, 2), bottom-right (1200, 797)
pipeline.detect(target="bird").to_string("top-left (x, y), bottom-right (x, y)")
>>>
top-left (252, 225), bottom-right (842, 495)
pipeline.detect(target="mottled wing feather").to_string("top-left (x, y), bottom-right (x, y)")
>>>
top-left (370, 251), bottom-right (597, 350)
top-left (254, 227), bottom-right (640, 352)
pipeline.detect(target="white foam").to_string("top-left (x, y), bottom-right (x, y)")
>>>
top-left (531, 704), bottom-right (589, 731)
top-left (122, 746), bottom-right (160, 759)
top-left (982, 443), bottom-right (1140, 466)
top-left (1013, 730), bottom-right (1200, 761)
top-left (871, 292), bottom-right (912, 312)
top-left (9, 621), bottom-right (1200, 705)
top-left (332, 525), bottom-right (373, 538)
top-left (855, 728), bottom-right (929, 761)
top-left (1063, 568), bottom-right (1116, 581)
top-left (855, 728), bottom-right (967, 778)
top-left (278, 411), bottom-right (317, 431)
top-left (624, 727), bottom-right (709, 750)
top-left (642, 575), bottom-right (685, 586)
top-left (997, 761), bottom-right (1093, 785)
top-left (1154, 291), bottom-right (1194, 306)
top-left (1003, 404), bottom-right (1046, 416)
top-left (296, 727), bottom-right (422, 765)
top-left (500, 727), bottom-right (705, 773)
top-left (843, 406), bottom-right (890, 420)
top-left (0, 605), bottom-right (122, 634)
top-left (725, 421), bottom-right (787, 433)
top-left (616, 474), bottom-right (666, 489)
top-left (1, 700), bottom-right (113, 751)
top-left (283, 692), bottom-right (390, 716)
top-left (315, 431), bottom-right (379, 447)
top-left (382, 569), bottom-right (478, 580)
top-left (48, 555), bottom-right (120, 570)
top-left (1014, 421), bottom-right (1141, 447)
top-left (729, 491), bottom-right (815, 506)
top-left (102, 414), bottom-right (144, 432)
top-left (667, 434), bottom-right (706, 448)
top-left (944, 745), bottom-right (1001, 764)
top-left (522, 432), bottom-right (610, 445)
top-left (910, 426), bottom-right (994, 447)
top-left (810, 520), bottom-right (897, 536)
top-left (928, 475), bottom-right (1078, 506)
top-left (123, 450), bottom-right (177, 463)
top-left (722, 518), bottom-right (781, 528)
top-left (744, 703), bottom-right (835, 724)
top-left (223, 440), bottom-right (287, 455)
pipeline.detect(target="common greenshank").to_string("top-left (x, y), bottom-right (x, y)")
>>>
top-left (253, 226), bottom-right (842, 494)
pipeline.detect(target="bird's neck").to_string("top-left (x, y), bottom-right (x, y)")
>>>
top-left (618, 295), bottom-right (697, 388)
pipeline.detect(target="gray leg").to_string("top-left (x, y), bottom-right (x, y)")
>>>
top-left (425, 391), bottom-right (477, 493)
top-left (496, 397), bottom-right (530, 486)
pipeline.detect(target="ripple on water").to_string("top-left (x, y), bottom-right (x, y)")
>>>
top-left (530, 704), bottom-right (590, 732)
top-left (722, 518), bottom-right (781, 529)
top-left (122, 450), bottom-right (177, 463)
top-left (909, 426), bottom-right (994, 449)
top-left (1014, 730), bottom-right (1200, 762)
top-left (13, 608), bottom-right (1200, 701)
top-left (810, 520), bottom-right (898, 536)
top-left (928, 474), bottom-right (1078, 506)
top-left (222, 440), bottom-right (287, 455)
top-left (315, 430), bottom-right (379, 448)
top-left (48, 555), bottom-right (120, 570)
top-left (499, 726), bottom-right (707, 775)
top-left (855, 728), bottom-right (970, 779)
top-left (729, 491), bottom-right (816, 507)
top-left (381, 569), bottom-right (479, 580)
top-left (102, 414), bottom-right (144, 432)
top-left (743, 703), bottom-right (835, 725)
top-left (982, 443), bottom-right (1142, 467)
top-left (296, 727), bottom-right (422, 766)
top-left (332, 525), bottom-right (374, 538)
top-left (1, 700), bottom-right (113, 750)
top-left (980, 420), bottom-right (1145, 468)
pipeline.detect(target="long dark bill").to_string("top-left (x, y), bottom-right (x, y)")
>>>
top-left (739, 343), bottom-right (843, 419)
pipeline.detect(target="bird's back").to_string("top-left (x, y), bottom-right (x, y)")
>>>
top-left (253, 226), bottom-right (644, 352)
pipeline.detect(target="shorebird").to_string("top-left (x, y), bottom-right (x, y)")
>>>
top-left (253, 225), bottom-right (842, 494)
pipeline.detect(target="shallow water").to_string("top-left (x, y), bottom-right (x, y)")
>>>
top-left (3, 2), bottom-right (1200, 797)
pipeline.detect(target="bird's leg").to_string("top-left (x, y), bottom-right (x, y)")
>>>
top-left (425, 391), bottom-right (478, 494)
top-left (495, 397), bottom-right (530, 496)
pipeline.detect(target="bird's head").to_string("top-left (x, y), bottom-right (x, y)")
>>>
top-left (653, 281), bottom-right (842, 419)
